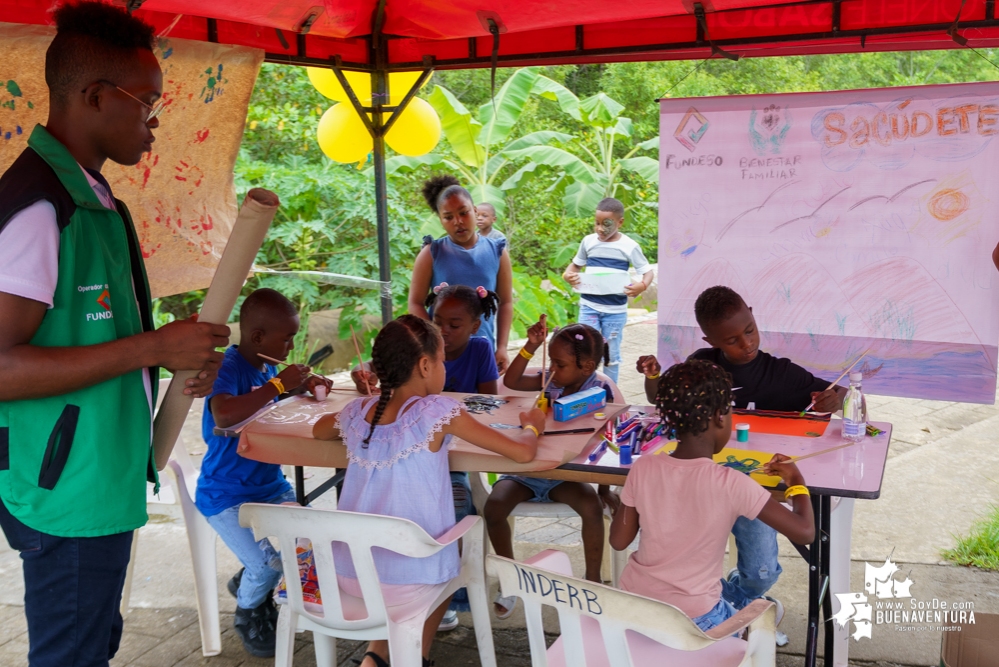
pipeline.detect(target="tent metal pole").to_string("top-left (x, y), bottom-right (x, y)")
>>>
top-left (371, 0), bottom-right (393, 325)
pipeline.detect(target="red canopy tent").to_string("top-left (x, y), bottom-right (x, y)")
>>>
top-left (3, 0), bottom-right (997, 316)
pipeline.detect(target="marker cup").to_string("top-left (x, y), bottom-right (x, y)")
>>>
top-left (736, 423), bottom-right (750, 442)
top-left (314, 385), bottom-right (328, 402)
top-left (619, 443), bottom-right (633, 465)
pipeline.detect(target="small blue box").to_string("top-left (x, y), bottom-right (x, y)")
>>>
top-left (553, 386), bottom-right (607, 422)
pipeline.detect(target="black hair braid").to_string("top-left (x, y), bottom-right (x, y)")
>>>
top-left (362, 315), bottom-right (442, 446)
top-left (423, 284), bottom-right (499, 321)
top-left (654, 360), bottom-right (733, 437)
top-left (552, 323), bottom-right (608, 369)
top-left (363, 389), bottom-right (392, 447)
top-left (421, 174), bottom-right (472, 214)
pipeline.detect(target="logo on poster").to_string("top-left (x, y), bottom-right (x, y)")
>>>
top-left (834, 556), bottom-right (975, 641)
top-left (749, 104), bottom-right (792, 155)
top-left (674, 107), bottom-right (709, 152)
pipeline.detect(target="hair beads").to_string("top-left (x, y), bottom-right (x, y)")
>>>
top-left (654, 360), bottom-right (733, 436)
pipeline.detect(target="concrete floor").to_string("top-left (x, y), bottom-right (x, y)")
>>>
top-left (2, 314), bottom-right (998, 666)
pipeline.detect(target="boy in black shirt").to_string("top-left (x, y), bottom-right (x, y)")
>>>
top-left (636, 285), bottom-right (845, 632)
top-left (640, 286), bottom-right (844, 411)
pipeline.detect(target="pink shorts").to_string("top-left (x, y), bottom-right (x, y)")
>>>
top-left (337, 575), bottom-right (438, 606)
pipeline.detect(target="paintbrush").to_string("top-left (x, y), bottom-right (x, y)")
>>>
top-left (348, 324), bottom-right (371, 396)
top-left (538, 314), bottom-right (548, 405)
top-left (746, 440), bottom-right (861, 474)
top-left (799, 351), bottom-right (868, 416)
top-left (257, 354), bottom-right (328, 384)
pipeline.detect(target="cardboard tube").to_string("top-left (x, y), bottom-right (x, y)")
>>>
top-left (152, 188), bottom-right (280, 470)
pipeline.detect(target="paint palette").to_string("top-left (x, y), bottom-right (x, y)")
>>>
top-left (732, 409), bottom-right (830, 437)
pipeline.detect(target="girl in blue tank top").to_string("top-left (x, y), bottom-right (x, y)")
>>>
top-left (408, 175), bottom-right (514, 373)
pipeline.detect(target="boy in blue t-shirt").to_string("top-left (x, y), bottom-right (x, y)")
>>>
top-left (197, 288), bottom-right (329, 658)
top-left (563, 197), bottom-right (654, 383)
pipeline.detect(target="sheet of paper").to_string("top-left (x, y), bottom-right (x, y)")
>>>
top-left (574, 268), bottom-right (632, 296)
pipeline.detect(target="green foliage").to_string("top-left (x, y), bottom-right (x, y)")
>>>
top-left (234, 152), bottom-right (424, 338)
top-left (511, 267), bottom-right (578, 338)
top-left (942, 505), bottom-right (999, 571)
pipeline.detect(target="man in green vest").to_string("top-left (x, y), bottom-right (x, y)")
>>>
top-left (0, 3), bottom-right (230, 665)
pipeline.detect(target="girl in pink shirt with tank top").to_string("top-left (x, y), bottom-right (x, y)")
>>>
top-left (610, 360), bottom-right (816, 631)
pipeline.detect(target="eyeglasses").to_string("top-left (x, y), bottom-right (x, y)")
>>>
top-left (83, 80), bottom-right (165, 122)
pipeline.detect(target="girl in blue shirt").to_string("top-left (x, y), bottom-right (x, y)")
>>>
top-left (408, 175), bottom-right (514, 373)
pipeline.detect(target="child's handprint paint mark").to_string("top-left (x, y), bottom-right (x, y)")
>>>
top-left (200, 64), bottom-right (226, 103)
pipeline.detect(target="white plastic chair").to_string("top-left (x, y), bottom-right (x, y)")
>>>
top-left (488, 549), bottom-right (777, 667)
top-left (238, 504), bottom-right (497, 667)
top-left (121, 378), bottom-right (222, 655)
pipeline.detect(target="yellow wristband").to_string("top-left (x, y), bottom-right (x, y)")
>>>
top-left (268, 377), bottom-right (286, 395)
top-left (647, 372), bottom-right (660, 380)
top-left (523, 424), bottom-right (540, 437)
top-left (784, 484), bottom-right (810, 500)
top-left (519, 348), bottom-right (534, 360)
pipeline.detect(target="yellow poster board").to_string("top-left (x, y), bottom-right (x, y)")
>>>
top-left (0, 23), bottom-right (262, 297)
top-left (656, 444), bottom-right (782, 487)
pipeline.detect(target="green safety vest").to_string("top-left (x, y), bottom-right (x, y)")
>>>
top-left (0, 125), bottom-right (158, 538)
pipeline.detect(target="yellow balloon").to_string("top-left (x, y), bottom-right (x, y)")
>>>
top-left (385, 97), bottom-right (441, 157)
top-left (316, 104), bottom-right (372, 164)
top-left (306, 67), bottom-right (372, 103)
top-left (387, 71), bottom-right (425, 105)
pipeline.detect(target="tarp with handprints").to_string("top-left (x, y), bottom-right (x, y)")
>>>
top-left (0, 23), bottom-right (262, 297)
top-left (659, 81), bottom-right (999, 403)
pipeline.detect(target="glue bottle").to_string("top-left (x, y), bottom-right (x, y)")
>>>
top-left (842, 371), bottom-right (868, 443)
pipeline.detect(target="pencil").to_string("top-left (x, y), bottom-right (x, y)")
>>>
top-left (348, 324), bottom-right (371, 396)
top-left (799, 351), bottom-right (868, 415)
top-left (257, 353), bottom-right (327, 383)
top-left (538, 315), bottom-right (548, 406)
top-left (542, 427), bottom-right (596, 435)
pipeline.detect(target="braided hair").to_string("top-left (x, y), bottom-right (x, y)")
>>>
top-left (424, 284), bottom-right (499, 321)
top-left (654, 360), bottom-right (733, 437)
top-left (363, 315), bottom-right (442, 447)
top-left (422, 174), bottom-right (473, 214)
top-left (551, 323), bottom-right (609, 369)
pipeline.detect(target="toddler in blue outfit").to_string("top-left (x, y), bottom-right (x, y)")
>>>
top-left (196, 288), bottom-right (329, 658)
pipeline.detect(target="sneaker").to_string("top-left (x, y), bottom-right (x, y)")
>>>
top-left (438, 608), bottom-right (459, 632)
top-left (234, 598), bottom-right (277, 658)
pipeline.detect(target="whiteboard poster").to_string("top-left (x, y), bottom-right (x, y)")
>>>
top-left (658, 82), bottom-right (999, 404)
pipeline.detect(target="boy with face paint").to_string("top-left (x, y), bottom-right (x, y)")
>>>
top-left (0, 3), bottom-right (228, 665)
top-left (636, 285), bottom-right (844, 634)
top-left (563, 198), bottom-right (654, 383)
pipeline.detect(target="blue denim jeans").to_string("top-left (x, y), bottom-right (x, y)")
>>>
top-left (578, 304), bottom-right (628, 383)
top-left (205, 488), bottom-right (297, 609)
top-left (0, 498), bottom-right (133, 667)
top-left (723, 516), bottom-right (782, 609)
top-left (692, 597), bottom-right (737, 632)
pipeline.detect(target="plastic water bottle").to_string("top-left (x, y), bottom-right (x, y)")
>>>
top-left (842, 371), bottom-right (867, 443)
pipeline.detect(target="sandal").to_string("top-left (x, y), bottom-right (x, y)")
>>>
top-left (494, 592), bottom-right (518, 620)
top-left (352, 652), bottom-right (390, 667)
